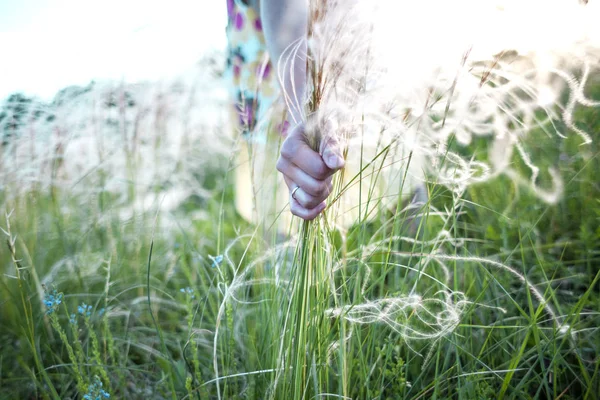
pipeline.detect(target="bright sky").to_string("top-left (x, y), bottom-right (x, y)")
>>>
top-left (0, 0), bottom-right (227, 101)
top-left (0, 0), bottom-right (597, 103)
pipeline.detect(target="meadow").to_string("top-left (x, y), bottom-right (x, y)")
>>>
top-left (1, 13), bottom-right (600, 400)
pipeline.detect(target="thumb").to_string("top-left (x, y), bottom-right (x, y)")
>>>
top-left (321, 134), bottom-right (345, 170)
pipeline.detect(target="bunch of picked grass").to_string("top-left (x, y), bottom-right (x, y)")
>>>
top-left (272, 1), bottom-right (448, 396)
top-left (273, 2), bottom-right (359, 398)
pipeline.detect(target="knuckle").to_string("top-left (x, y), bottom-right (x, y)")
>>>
top-left (276, 157), bottom-right (285, 173)
top-left (309, 200), bottom-right (321, 209)
top-left (299, 194), bottom-right (321, 210)
top-left (304, 197), bottom-right (319, 209)
top-left (280, 141), bottom-right (295, 160)
top-left (315, 163), bottom-right (329, 180)
top-left (308, 185), bottom-right (324, 198)
top-left (289, 202), bottom-right (301, 217)
top-left (315, 182), bottom-right (329, 198)
top-left (304, 182), bottom-right (319, 197)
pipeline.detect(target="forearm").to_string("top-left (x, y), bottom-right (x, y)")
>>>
top-left (260, 0), bottom-right (308, 124)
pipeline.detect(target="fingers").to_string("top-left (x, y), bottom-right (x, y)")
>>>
top-left (277, 121), bottom-right (344, 221)
top-left (289, 196), bottom-right (326, 220)
top-left (278, 158), bottom-right (333, 199)
top-left (279, 123), bottom-right (337, 180)
top-left (286, 176), bottom-right (326, 220)
top-left (284, 176), bottom-right (331, 210)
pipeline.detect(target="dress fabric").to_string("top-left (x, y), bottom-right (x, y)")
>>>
top-left (226, 0), bottom-right (293, 234)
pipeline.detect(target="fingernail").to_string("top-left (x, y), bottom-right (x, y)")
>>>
top-left (327, 153), bottom-right (344, 169)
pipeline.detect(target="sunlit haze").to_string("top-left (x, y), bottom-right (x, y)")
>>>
top-left (0, 0), bottom-right (597, 102)
top-left (0, 0), bottom-right (227, 101)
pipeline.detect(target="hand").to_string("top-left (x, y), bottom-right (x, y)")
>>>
top-left (276, 122), bottom-right (345, 220)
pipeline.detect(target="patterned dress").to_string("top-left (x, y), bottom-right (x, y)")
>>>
top-left (225, 0), bottom-right (289, 141)
top-left (226, 0), bottom-right (293, 233)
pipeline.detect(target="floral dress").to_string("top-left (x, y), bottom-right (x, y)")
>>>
top-left (225, 0), bottom-right (289, 141)
top-left (226, 0), bottom-right (293, 234)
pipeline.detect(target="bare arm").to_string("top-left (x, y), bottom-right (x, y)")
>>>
top-left (256, 0), bottom-right (344, 220)
top-left (260, 0), bottom-right (308, 123)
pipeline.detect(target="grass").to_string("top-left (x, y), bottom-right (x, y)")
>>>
top-left (1, 46), bottom-right (599, 400)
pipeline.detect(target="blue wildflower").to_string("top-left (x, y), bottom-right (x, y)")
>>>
top-left (78, 303), bottom-right (92, 317)
top-left (98, 308), bottom-right (105, 317)
top-left (180, 287), bottom-right (195, 299)
top-left (83, 376), bottom-right (110, 400)
top-left (210, 254), bottom-right (224, 268)
top-left (43, 289), bottom-right (63, 315)
top-left (69, 313), bottom-right (77, 325)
